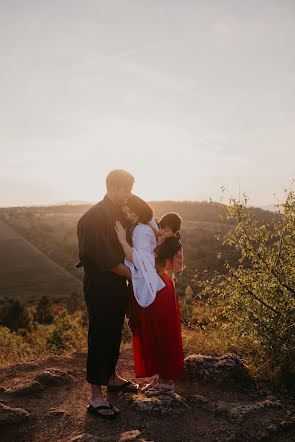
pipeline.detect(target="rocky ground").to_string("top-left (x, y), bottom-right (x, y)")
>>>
top-left (1, 346), bottom-right (295, 442)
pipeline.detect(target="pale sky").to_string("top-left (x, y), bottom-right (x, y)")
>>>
top-left (0, 0), bottom-right (294, 207)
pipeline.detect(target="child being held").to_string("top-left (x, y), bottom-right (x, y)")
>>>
top-left (154, 212), bottom-right (183, 279)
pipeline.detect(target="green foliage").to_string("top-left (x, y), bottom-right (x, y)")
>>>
top-left (184, 285), bottom-right (194, 304)
top-left (66, 292), bottom-right (85, 314)
top-left (0, 298), bottom-right (34, 332)
top-left (35, 296), bottom-right (53, 324)
top-left (0, 326), bottom-right (31, 366)
top-left (180, 303), bottom-right (196, 328)
top-left (199, 188), bottom-right (295, 382)
top-left (121, 318), bottom-right (132, 343)
top-left (179, 300), bottom-right (212, 330)
top-left (46, 310), bottom-right (84, 354)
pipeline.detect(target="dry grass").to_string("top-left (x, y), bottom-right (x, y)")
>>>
top-left (181, 325), bottom-right (266, 380)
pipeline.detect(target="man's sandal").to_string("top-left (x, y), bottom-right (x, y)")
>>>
top-left (107, 380), bottom-right (139, 392)
top-left (87, 403), bottom-right (118, 419)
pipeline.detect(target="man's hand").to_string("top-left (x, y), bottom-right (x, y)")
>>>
top-left (110, 263), bottom-right (131, 280)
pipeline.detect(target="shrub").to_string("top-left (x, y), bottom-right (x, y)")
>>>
top-left (121, 318), bottom-right (132, 343)
top-left (46, 310), bottom-right (84, 354)
top-left (0, 298), bottom-right (33, 332)
top-left (0, 326), bottom-right (31, 367)
top-left (66, 292), bottom-right (85, 314)
top-left (35, 296), bottom-right (53, 324)
top-left (184, 285), bottom-right (194, 304)
top-left (180, 302), bottom-right (197, 328)
top-left (198, 188), bottom-right (295, 384)
top-left (179, 301), bottom-right (212, 330)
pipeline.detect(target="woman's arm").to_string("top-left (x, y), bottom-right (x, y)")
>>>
top-left (115, 221), bottom-right (134, 263)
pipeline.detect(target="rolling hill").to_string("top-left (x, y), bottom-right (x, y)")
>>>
top-left (0, 201), bottom-right (276, 300)
top-left (0, 219), bottom-right (81, 300)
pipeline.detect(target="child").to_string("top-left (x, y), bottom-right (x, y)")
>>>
top-left (154, 212), bottom-right (184, 281)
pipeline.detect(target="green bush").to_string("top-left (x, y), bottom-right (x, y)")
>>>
top-left (199, 188), bottom-right (295, 384)
top-left (46, 310), bottom-right (84, 354)
top-left (0, 298), bottom-right (33, 332)
top-left (0, 326), bottom-right (31, 366)
top-left (121, 318), bottom-right (132, 343)
top-left (179, 301), bottom-right (211, 330)
top-left (66, 292), bottom-right (85, 314)
top-left (35, 296), bottom-right (53, 324)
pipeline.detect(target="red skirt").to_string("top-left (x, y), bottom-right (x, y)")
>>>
top-left (129, 272), bottom-right (184, 381)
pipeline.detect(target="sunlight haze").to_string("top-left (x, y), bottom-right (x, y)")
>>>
top-left (1, 0), bottom-right (294, 207)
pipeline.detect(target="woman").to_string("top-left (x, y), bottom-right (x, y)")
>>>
top-left (115, 195), bottom-right (184, 392)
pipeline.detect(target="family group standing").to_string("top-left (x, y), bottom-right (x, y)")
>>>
top-left (77, 169), bottom-right (184, 418)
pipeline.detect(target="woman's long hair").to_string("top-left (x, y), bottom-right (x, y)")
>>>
top-left (127, 195), bottom-right (153, 224)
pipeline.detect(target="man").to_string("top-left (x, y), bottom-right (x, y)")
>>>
top-left (77, 169), bottom-right (138, 419)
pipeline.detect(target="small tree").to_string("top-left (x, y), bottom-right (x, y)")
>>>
top-left (0, 298), bottom-right (33, 332)
top-left (35, 296), bottom-right (53, 324)
top-left (198, 188), bottom-right (295, 379)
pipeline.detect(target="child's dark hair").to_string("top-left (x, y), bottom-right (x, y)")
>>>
top-left (159, 212), bottom-right (182, 233)
top-left (127, 194), bottom-right (153, 224)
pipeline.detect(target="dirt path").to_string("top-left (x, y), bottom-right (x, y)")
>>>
top-left (1, 346), bottom-right (295, 442)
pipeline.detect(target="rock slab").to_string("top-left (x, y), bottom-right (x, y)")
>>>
top-left (8, 380), bottom-right (44, 396)
top-left (213, 399), bottom-right (282, 422)
top-left (118, 430), bottom-right (141, 441)
top-left (184, 353), bottom-right (250, 385)
top-left (0, 402), bottom-right (30, 425)
top-left (71, 431), bottom-right (142, 442)
top-left (36, 368), bottom-right (73, 385)
top-left (133, 391), bottom-right (187, 415)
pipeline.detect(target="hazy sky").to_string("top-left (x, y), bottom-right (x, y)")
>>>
top-left (0, 0), bottom-right (294, 207)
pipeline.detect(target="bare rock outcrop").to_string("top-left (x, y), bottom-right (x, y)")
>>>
top-left (8, 380), bottom-right (44, 396)
top-left (118, 430), bottom-right (142, 441)
top-left (184, 353), bottom-right (251, 386)
top-left (132, 391), bottom-right (187, 415)
top-left (71, 431), bottom-right (142, 442)
top-left (213, 398), bottom-right (282, 423)
top-left (71, 435), bottom-right (114, 442)
top-left (0, 402), bottom-right (30, 425)
top-left (36, 368), bottom-right (73, 385)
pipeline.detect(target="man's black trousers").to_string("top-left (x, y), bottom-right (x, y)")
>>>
top-left (83, 273), bottom-right (128, 386)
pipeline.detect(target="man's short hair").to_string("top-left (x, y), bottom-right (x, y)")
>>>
top-left (159, 212), bottom-right (182, 232)
top-left (106, 169), bottom-right (135, 191)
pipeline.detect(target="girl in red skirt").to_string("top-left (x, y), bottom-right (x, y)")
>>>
top-left (115, 196), bottom-right (184, 393)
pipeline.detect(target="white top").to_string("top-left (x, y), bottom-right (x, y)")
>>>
top-left (124, 218), bottom-right (166, 307)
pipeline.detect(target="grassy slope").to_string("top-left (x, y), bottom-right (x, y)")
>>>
top-left (0, 218), bottom-right (80, 300)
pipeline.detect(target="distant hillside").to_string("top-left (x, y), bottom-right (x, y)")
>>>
top-left (0, 201), bottom-right (277, 300)
top-left (0, 219), bottom-right (80, 300)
